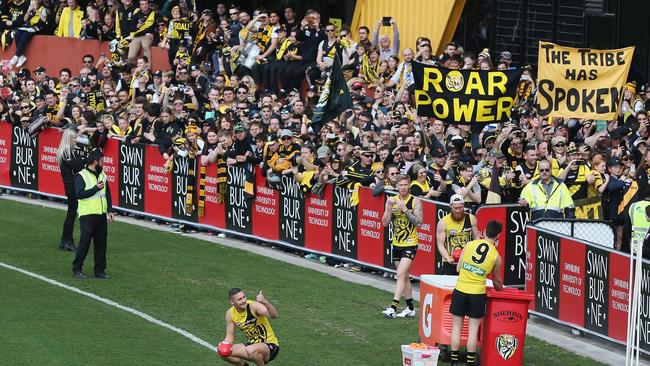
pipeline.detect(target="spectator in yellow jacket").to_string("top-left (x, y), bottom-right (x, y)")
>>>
top-left (55, 0), bottom-right (84, 38)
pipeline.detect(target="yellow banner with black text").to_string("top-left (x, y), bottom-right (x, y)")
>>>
top-left (574, 197), bottom-right (603, 220)
top-left (412, 62), bottom-right (523, 124)
top-left (536, 41), bottom-right (635, 120)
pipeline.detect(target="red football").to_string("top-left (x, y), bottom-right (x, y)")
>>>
top-left (217, 341), bottom-right (233, 357)
top-left (452, 249), bottom-right (462, 262)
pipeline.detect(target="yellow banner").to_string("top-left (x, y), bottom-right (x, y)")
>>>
top-left (574, 197), bottom-right (603, 220)
top-left (536, 42), bottom-right (635, 120)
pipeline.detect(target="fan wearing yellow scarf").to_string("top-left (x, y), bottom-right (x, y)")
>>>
top-left (267, 26), bottom-right (296, 94)
top-left (359, 47), bottom-right (381, 84)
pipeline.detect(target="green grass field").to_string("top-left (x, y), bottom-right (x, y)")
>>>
top-left (0, 198), bottom-right (604, 366)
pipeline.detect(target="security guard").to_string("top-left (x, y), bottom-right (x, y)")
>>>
top-left (629, 199), bottom-right (650, 253)
top-left (72, 149), bottom-right (115, 279)
top-left (519, 159), bottom-right (575, 220)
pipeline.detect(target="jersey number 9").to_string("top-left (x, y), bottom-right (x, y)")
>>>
top-left (471, 243), bottom-right (489, 264)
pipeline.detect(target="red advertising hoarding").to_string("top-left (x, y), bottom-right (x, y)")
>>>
top-left (305, 184), bottom-right (333, 253)
top-left (37, 128), bottom-right (64, 196)
top-left (143, 144), bottom-right (172, 218)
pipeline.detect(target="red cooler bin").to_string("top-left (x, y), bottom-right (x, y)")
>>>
top-left (480, 288), bottom-right (534, 366)
top-left (419, 275), bottom-right (492, 348)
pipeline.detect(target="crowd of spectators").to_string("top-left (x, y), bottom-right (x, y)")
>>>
top-left (1, 1), bottom-right (649, 252)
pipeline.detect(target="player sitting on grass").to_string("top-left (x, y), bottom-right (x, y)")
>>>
top-left (218, 288), bottom-right (280, 366)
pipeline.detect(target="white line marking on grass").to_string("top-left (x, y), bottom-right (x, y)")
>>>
top-left (0, 261), bottom-right (216, 352)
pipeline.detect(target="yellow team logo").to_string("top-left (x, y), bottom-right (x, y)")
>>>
top-left (445, 70), bottom-right (464, 92)
top-left (496, 334), bottom-right (519, 360)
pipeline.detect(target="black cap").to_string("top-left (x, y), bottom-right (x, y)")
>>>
top-left (608, 157), bottom-right (621, 167)
top-left (610, 126), bottom-right (631, 140)
top-left (431, 147), bottom-right (446, 158)
top-left (34, 66), bottom-right (46, 74)
top-left (80, 76), bottom-right (91, 85)
top-left (17, 68), bottom-right (30, 78)
top-left (88, 148), bottom-right (103, 163)
top-left (153, 70), bottom-right (162, 78)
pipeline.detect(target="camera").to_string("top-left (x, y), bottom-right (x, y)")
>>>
top-left (177, 84), bottom-right (186, 93)
top-left (75, 135), bottom-right (90, 145)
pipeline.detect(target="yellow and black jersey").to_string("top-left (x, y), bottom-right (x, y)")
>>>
top-left (109, 124), bottom-right (132, 137)
top-left (335, 160), bottom-right (375, 188)
top-left (167, 17), bottom-right (192, 41)
top-left (257, 24), bottom-right (275, 53)
top-left (564, 164), bottom-right (591, 200)
top-left (229, 300), bottom-right (279, 346)
top-left (410, 179), bottom-right (431, 197)
top-left (456, 239), bottom-right (499, 294)
top-left (3, 0), bottom-right (29, 25)
top-left (442, 213), bottom-right (475, 262)
top-left (275, 38), bottom-right (296, 61)
top-left (391, 194), bottom-right (418, 247)
top-left (130, 8), bottom-right (155, 37)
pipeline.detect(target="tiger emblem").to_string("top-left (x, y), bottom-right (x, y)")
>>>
top-left (445, 70), bottom-right (464, 92)
top-left (496, 334), bottom-right (518, 360)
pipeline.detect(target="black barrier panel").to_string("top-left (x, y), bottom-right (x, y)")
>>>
top-left (225, 165), bottom-right (253, 234)
top-left (434, 205), bottom-right (451, 274)
top-left (535, 230), bottom-right (560, 319)
top-left (506, 206), bottom-right (529, 286)
top-left (641, 261), bottom-right (650, 353)
top-left (279, 175), bottom-right (305, 246)
top-left (383, 191), bottom-right (395, 269)
top-left (584, 246), bottom-right (610, 335)
top-left (118, 142), bottom-right (145, 211)
top-left (10, 126), bottom-right (38, 190)
top-left (171, 155), bottom-right (198, 222)
top-left (332, 185), bottom-right (358, 259)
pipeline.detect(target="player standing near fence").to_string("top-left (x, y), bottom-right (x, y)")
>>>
top-left (381, 174), bottom-right (423, 318)
top-left (449, 220), bottom-right (504, 366)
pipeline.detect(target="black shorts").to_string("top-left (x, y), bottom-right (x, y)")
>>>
top-left (449, 289), bottom-right (487, 319)
top-left (393, 245), bottom-right (418, 261)
top-left (440, 262), bottom-right (458, 275)
top-left (266, 343), bottom-right (280, 362)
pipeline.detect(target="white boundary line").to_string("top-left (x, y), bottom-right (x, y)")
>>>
top-left (0, 261), bottom-right (216, 352)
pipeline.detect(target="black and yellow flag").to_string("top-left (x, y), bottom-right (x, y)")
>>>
top-left (412, 63), bottom-right (523, 124)
top-left (311, 56), bottom-right (353, 134)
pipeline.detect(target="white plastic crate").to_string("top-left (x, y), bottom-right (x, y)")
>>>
top-left (401, 345), bottom-right (440, 366)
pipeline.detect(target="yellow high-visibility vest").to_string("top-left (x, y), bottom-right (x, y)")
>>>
top-left (629, 200), bottom-right (650, 249)
top-left (77, 168), bottom-right (108, 216)
top-left (519, 178), bottom-right (574, 218)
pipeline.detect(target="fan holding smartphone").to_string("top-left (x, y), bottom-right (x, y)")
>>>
top-left (372, 16), bottom-right (400, 61)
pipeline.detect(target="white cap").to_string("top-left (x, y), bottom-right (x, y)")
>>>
top-left (450, 194), bottom-right (465, 205)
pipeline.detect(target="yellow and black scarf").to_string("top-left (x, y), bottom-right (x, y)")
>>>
top-left (276, 38), bottom-right (293, 61)
top-left (360, 54), bottom-right (380, 84)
